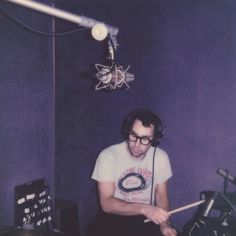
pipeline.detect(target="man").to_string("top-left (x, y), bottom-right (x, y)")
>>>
top-left (88, 109), bottom-right (179, 236)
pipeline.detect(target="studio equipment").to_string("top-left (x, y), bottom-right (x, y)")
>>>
top-left (5, 0), bottom-right (135, 91)
top-left (5, 0), bottom-right (118, 43)
top-left (183, 168), bottom-right (236, 236)
top-left (94, 38), bottom-right (135, 90)
top-left (15, 178), bottom-right (55, 230)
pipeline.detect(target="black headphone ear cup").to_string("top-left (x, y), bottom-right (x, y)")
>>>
top-left (152, 131), bottom-right (163, 146)
top-left (152, 138), bottom-right (159, 147)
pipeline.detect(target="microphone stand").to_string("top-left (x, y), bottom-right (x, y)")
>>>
top-left (223, 169), bottom-right (230, 194)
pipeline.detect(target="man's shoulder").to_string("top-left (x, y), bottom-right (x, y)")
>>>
top-left (99, 141), bottom-right (126, 156)
top-left (102, 141), bottom-right (126, 152)
top-left (155, 146), bottom-right (167, 154)
top-left (153, 146), bottom-right (169, 160)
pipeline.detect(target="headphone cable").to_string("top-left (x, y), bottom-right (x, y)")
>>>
top-left (150, 146), bottom-right (157, 205)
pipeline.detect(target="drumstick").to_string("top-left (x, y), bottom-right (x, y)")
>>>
top-left (168, 199), bottom-right (205, 215)
top-left (144, 199), bottom-right (205, 223)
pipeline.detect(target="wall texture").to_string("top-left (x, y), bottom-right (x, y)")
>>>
top-left (1, 1), bottom-right (236, 236)
top-left (0, 1), bottom-right (54, 225)
top-left (54, 1), bottom-right (236, 235)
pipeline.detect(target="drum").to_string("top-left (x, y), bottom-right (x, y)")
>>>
top-left (183, 191), bottom-right (236, 236)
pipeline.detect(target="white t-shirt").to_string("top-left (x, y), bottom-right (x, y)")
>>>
top-left (91, 141), bottom-right (173, 205)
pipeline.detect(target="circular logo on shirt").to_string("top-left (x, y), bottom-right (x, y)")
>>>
top-left (118, 173), bottom-right (146, 192)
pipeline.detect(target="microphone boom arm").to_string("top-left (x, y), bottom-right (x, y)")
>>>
top-left (5, 0), bottom-right (119, 46)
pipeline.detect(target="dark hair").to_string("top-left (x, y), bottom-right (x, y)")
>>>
top-left (121, 109), bottom-right (165, 146)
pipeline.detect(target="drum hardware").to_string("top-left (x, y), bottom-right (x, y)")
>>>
top-left (183, 168), bottom-right (236, 236)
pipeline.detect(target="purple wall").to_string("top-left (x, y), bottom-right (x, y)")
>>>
top-left (0, 1), bottom-right (54, 225)
top-left (1, 0), bottom-right (236, 236)
top-left (55, 1), bottom-right (236, 235)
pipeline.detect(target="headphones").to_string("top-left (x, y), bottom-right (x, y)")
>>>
top-left (121, 108), bottom-right (165, 147)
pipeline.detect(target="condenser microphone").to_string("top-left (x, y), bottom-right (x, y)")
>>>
top-left (217, 169), bottom-right (236, 185)
top-left (95, 64), bottom-right (135, 90)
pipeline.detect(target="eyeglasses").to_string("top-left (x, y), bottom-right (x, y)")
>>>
top-left (128, 132), bottom-right (153, 145)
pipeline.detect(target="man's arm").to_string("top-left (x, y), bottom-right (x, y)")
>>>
top-left (97, 181), bottom-right (169, 224)
top-left (156, 181), bottom-right (177, 236)
top-left (155, 181), bottom-right (170, 211)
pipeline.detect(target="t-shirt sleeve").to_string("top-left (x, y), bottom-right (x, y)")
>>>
top-left (155, 149), bottom-right (173, 184)
top-left (91, 148), bottom-right (116, 182)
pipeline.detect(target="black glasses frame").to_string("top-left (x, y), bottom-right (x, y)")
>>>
top-left (128, 132), bottom-right (153, 145)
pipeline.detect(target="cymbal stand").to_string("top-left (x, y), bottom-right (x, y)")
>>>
top-left (223, 169), bottom-right (230, 195)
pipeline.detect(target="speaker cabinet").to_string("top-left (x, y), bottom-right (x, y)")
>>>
top-left (55, 198), bottom-right (80, 236)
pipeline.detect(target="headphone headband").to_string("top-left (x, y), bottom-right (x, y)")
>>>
top-left (121, 108), bottom-right (165, 146)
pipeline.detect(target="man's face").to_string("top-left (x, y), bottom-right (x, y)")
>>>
top-left (127, 119), bottom-right (154, 159)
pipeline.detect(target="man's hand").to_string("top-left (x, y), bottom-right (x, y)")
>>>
top-left (142, 205), bottom-right (169, 224)
top-left (160, 222), bottom-right (177, 236)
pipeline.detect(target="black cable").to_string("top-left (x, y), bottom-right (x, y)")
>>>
top-left (150, 147), bottom-right (157, 205)
top-left (96, 37), bottom-right (116, 79)
top-left (0, 5), bottom-right (89, 36)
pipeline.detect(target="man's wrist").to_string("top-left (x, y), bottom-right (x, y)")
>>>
top-left (140, 203), bottom-right (149, 216)
top-left (160, 221), bottom-right (170, 228)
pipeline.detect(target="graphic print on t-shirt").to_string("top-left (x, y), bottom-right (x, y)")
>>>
top-left (117, 167), bottom-right (152, 203)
